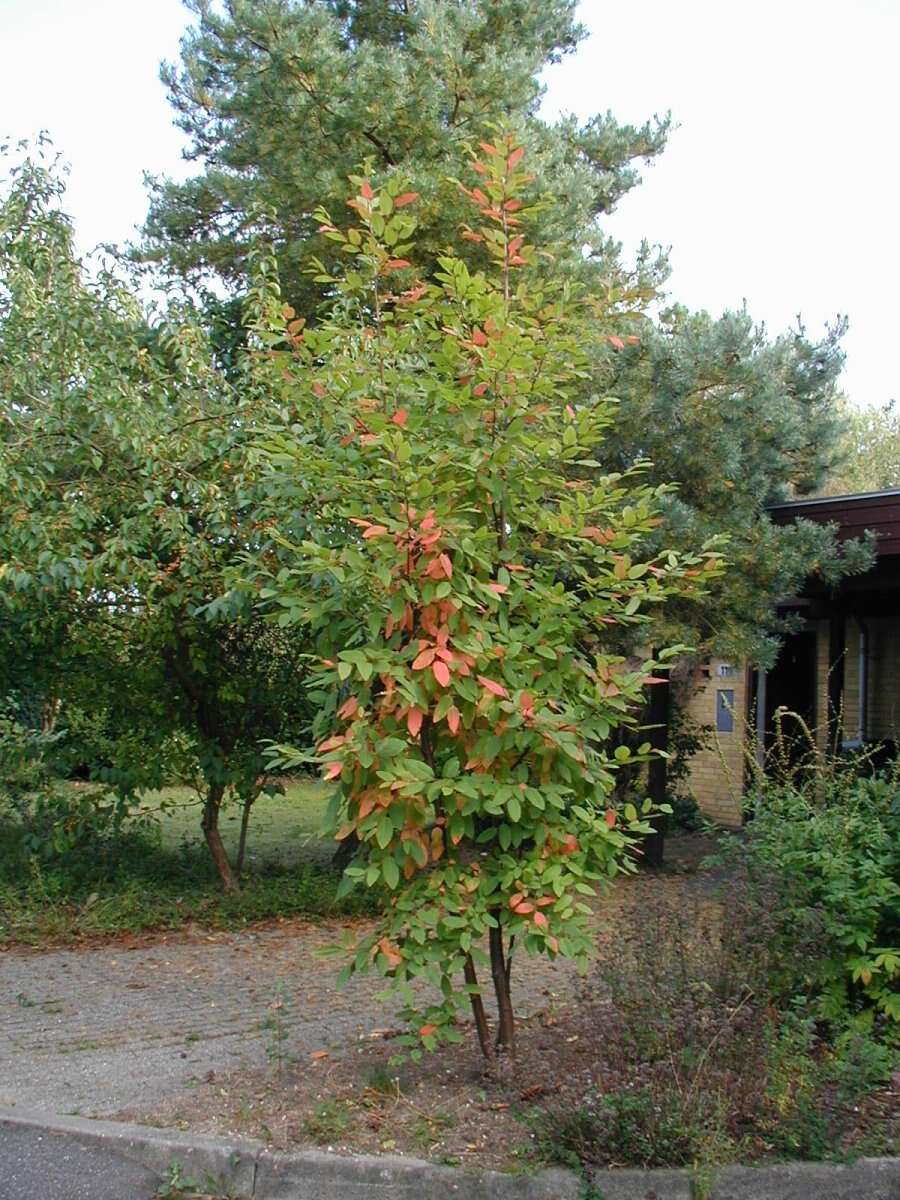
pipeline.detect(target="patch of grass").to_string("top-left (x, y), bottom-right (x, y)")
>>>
top-left (303, 1098), bottom-right (352, 1144)
top-left (138, 780), bottom-right (333, 865)
top-left (0, 782), bottom-right (381, 945)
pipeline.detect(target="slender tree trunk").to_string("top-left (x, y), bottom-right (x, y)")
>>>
top-left (202, 782), bottom-right (239, 893)
top-left (464, 954), bottom-right (493, 1060)
top-left (332, 830), bottom-right (360, 872)
top-left (489, 925), bottom-right (515, 1055)
top-left (235, 789), bottom-right (258, 876)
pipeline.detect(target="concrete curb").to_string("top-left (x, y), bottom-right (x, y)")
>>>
top-left (0, 1107), bottom-right (897, 1200)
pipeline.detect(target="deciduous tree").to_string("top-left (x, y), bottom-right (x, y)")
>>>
top-left (249, 138), bottom-right (719, 1055)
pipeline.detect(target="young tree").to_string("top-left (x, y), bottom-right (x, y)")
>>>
top-left (248, 138), bottom-right (719, 1056)
top-left (0, 151), bottom-right (312, 889)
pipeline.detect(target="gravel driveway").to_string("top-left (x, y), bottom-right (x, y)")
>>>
top-left (0, 917), bottom-right (581, 1117)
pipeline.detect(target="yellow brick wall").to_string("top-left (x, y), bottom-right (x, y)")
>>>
top-left (677, 661), bottom-right (748, 828)
top-left (814, 616), bottom-right (897, 748)
top-left (867, 616), bottom-right (900, 740)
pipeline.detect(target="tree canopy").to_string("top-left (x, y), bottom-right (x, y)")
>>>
top-left (141, 0), bottom-right (865, 667)
top-left (142, 0), bottom-right (670, 306)
top-left (0, 150), bottom-right (312, 888)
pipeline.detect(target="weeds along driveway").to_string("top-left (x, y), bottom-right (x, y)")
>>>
top-left (0, 914), bottom-right (584, 1117)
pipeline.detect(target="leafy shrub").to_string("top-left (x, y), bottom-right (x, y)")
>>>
top-left (733, 765), bottom-right (900, 1022)
top-left (531, 872), bottom-right (897, 1173)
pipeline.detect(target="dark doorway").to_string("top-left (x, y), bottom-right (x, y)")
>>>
top-left (764, 629), bottom-right (817, 760)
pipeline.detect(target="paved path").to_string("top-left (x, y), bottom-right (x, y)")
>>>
top-left (0, 1122), bottom-right (160, 1200)
top-left (0, 917), bottom-right (581, 1118)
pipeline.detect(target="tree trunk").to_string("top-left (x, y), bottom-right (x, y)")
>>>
top-left (464, 954), bottom-right (493, 1060)
top-left (644, 664), bottom-right (671, 869)
top-left (235, 789), bottom-right (258, 876)
top-left (202, 782), bottom-right (239, 892)
top-left (332, 829), bottom-right (360, 872)
top-left (489, 925), bottom-right (515, 1055)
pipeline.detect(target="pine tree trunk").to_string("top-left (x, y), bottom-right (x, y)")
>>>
top-left (489, 925), bottom-right (515, 1055)
top-left (202, 782), bottom-right (239, 892)
top-left (464, 954), bottom-right (493, 1060)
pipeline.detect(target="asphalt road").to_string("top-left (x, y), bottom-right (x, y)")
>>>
top-left (0, 1123), bottom-right (161, 1200)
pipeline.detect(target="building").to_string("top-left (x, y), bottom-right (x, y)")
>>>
top-left (682, 489), bottom-right (900, 826)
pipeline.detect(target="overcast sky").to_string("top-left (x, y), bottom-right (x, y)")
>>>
top-left (2, 0), bottom-right (897, 410)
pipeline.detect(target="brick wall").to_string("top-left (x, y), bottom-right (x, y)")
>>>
top-left (867, 616), bottom-right (900, 740)
top-left (676, 661), bottom-right (748, 828)
top-left (814, 616), bottom-right (898, 747)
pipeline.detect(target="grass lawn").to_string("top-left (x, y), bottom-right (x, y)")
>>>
top-left (0, 777), bottom-right (380, 946)
top-left (138, 777), bottom-right (334, 865)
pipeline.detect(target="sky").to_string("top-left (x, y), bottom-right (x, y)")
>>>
top-left (2, 0), bottom-right (897, 410)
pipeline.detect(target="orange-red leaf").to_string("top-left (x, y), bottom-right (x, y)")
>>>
top-left (394, 191), bottom-right (419, 207)
top-left (420, 1023), bottom-right (437, 1037)
top-left (323, 761), bottom-right (343, 781)
top-left (362, 524), bottom-right (388, 539)
top-left (432, 660), bottom-right (450, 688)
top-left (507, 146), bottom-right (525, 170)
top-left (533, 911), bottom-right (549, 928)
top-left (479, 141), bottom-right (499, 155)
top-left (446, 705), bottom-right (461, 734)
top-left (392, 408), bottom-right (408, 426)
top-left (477, 675), bottom-right (509, 699)
top-left (412, 648), bottom-right (436, 670)
top-left (605, 808), bottom-right (617, 828)
top-left (430, 826), bottom-right (444, 862)
top-left (385, 258), bottom-right (412, 270)
top-left (439, 552), bottom-right (453, 579)
top-left (337, 696), bottom-right (359, 719)
top-left (360, 180), bottom-right (374, 200)
top-left (472, 327), bottom-right (488, 346)
top-left (407, 707), bottom-right (424, 737)
top-left (608, 335), bottom-right (625, 351)
top-left (487, 582), bottom-right (508, 594)
top-left (509, 892), bottom-right (525, 910)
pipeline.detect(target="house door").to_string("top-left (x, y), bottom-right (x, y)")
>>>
top-left (764, 629), bottom-right (817, 759)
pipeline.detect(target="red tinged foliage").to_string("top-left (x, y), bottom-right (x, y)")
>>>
top-left (477, 675), bottom-right (509, 699)
top-left (267, 134), bottom-right (719, 1063)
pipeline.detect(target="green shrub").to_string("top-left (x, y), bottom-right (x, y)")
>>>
top-left (735, 765), bottom-right (900, 1022)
